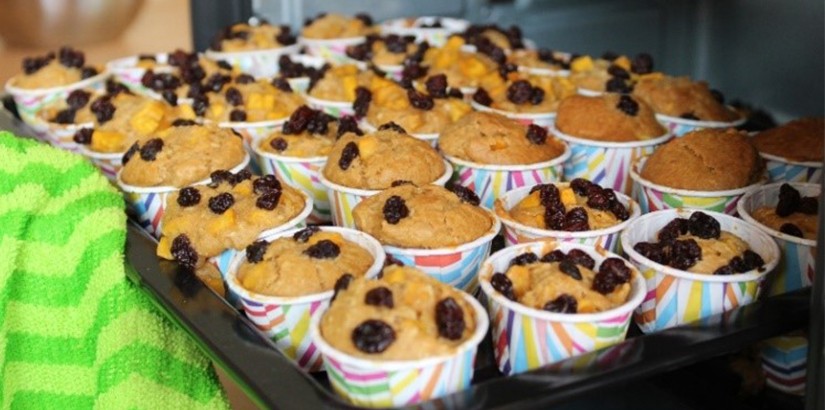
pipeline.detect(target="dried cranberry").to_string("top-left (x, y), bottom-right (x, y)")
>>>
top-left (776, 183), bottom-right (801, 217)
top-left (245, 240), bottom-right (269, 263)
top-left (490, 272), bottom-right (516, 300)
top-left (525, 124), bottom-right (548, 145)
top-left (635, 242), bottom-right (669, 265)
top-left (541, 250), bottom-right (566, 263)
top-left (121, 142), bottom-right (139, 164)
top-left (616, 95), bottom-right (639, 116)
top-left (171, 234), bottom-right (198, 269)
top-left (336, 116), bottom-right (363, 138)
top-left (565, 249), bottom-right (595, 270)
top-left (742, 250), bottom-right (765, 271)
top-left (408, 89), bottom-right (435, 110)
top-left (304, 239), bottom-right (340, 259)
top-left (58, 46), bottom-right (85, 68)
top-left (235, 74), bottom-right (255, 84)
top-left (383, 195), bottom-right (409, 224)
top-left (161, 90), bottom-right (178, 106)
top-left (780, 223), bottom-right (804, 238)
top-left (90, 97), bottom-right (116, 124)
top-left (331, 273), bottom-right (354, 302)
top-left (570, 178), bottom-right (593, 196)
top-left (669, 239), bottom-right (702, 270)
top-left (270, 137), bottom-right (288, 151)
top-left (506, 80), bottom-right (533, 105)
top-left (139, 138), bottom-right (164, 161)
top-left (610, 201), bottom-right (630, 221)
top-left (52, 108), bottom-right (76, 124)
top-left (510, 252), bottom-right (539, 267)
top-left (605, 77), bottom-right (632, 94)
top-left (436, 297), bottom-right (465, 340)
top-left (365, 287), bottom-right (394, 308)
top-left (658, 218), bottom-right (690, 242)
top-left (544, 206), bottom-right (566, 230)
top-left (253, 174), bottom-right (282, 194)
top-left (282, 105), bottom-right (316, 134)
top-left (586, 190), bottom-right (611, 211)
top-left (593, 257), bottom-right (631, 294)
top-left (729, 256), bottom-right (748, 273)
top-left (473, 88), bottom-right (493, 106)
top-left (353, 87), bottom-right (372, 117)
top-left (73, 128), bottom-right (93, 145)
top-left (543, 294), bottom-right (578, 313)
top-left (713, 265), bottom-right (735, 276)
top-left (177, 187), bottom-right (201, 207)
top-left (449, 184), bottom-right (480, 206)
top-left (208, 192), bottom-right (235, 214)
top-left (225, 87), bottom-right (243, 106)
top-left (256, 191), bottom-right (281, 210)
top-left (66, 89), bottom-right (91, 109)
top-left (558, 259), bottom-right (583, 280)
top-left (426, 74), bottom-right (448, 98)
top-left (630, 53), bottom-right (654, 74)
top-left (563, 207), bottom-right (590, 231)
top-left (401, 63), bottom-right (427, 80)
top-left (687, 211), bottom-right (721, 239)
top-left (275, 26), bottom-right (297, 45)
top-left (229, 109), bottom-right (247, 122)
top-left (534, 184), bottom-right (562, 208)
top-left (293, 226), bottom-right (320, 243)
top-left (193, 95), bottom-right (209, 117)
top-left (799, 197), bottom-right (819, 215)
top-left (378, 121), bottom-right (407, 134)
top-left (306, 111), bottom-right (334, 135)
top-left (105, 80), bottom-right (131, 97)
top-left (352, 319), bottom-right (395, 353)
top-left (338, 142), bottom-right (359, 170)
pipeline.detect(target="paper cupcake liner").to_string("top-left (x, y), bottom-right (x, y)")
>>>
top-left (299, 36), bottom-right (367, 65)
top-left (479, 241), bottom-right (645, 375)
top-left (359, 120), bottom-right (438, 147)
top-left (761, 335), bottom-right (808, 395)
top-left (620, 209), bottom-right (780, 333)
top-left (495, 183), bottom-right (641, 251)
top-left (203, 44), bottom-right (301, 78)
top-left (630, 156), bottom-right (765, 215)
top-left (576, 88), bottom-right (603, 97)
top-left (469, 101), bottom-right (556, 127)
top-left (737, 182), bottom-right (819, 296)
top-left (518, 65), bottom-right (571, 78)
top-left (310, 292), bottom-right (488, 407)
top-left (4, 71), bottom-right (109, 128)
top-left (117, 154), bottom-right (250, 238)
top-left (78, 146), bottom-right (123, 182)
top-left (320, 160), bottom-right (453, 228)
top-left (380, 17), bottom-right (470, 47)
top-left (106, 53), bottom-right (175, 96)
top-left (42, 122), bottom-right (91, 153)
top-left (382, 210), bottom-right (500, 293)
top-left (279, 55), bottom-right (326, 95)
top-left (761, 153), bottom-right (823, 185)
top-left (305, 95), bottom-right (356, 118)
top-left (225, 226), bottom-right (384, 372)
top-left (551, 124), bottom-right (671, 195)
top-left (656, 112), bottom-right (746, 137)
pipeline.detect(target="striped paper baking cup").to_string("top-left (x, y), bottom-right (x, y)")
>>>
top-left (360, 120), bottom-right (438, 147)
top-left (469, 100), bottom-right (556, 127)
top-left (77, 145), bottom-right (124, 182)
top-left (42, 121), bottom-right (92, 153)
top-left (299, 36), bottom-right (367, 65)
top-left (203, 44), bottom-right (301, 78)
top-left (761, 335), bottom-right (808, 395)
top-left (380, 17), bottom-right (470, 46)
top-left (760, 152), bottom-right (823, 185)
top-left (4, 70), bottom-right (109, 129)
top-left (655, 111), bottom-right (745, 137)
top-left (106, 53), bottom-right (175, 96)
top-left (305, 95), bottom-right (356, 119)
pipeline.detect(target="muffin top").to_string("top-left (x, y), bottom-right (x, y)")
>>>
top-left (488, 246), bottom-right (635, 313)
top-left (12, 47), bottom-right (101, 89)
top-left (569, 52), bottom-right (656, 94)
top-left (751, 184), bottom-right (819, 240)
top-left (308, 64), bottom-right (376, 102)
top-left (138, 50), bottom-right (238, 100)
top-left (421, 36), bottom-right (499, 89)
top-left (439, 111), bottom-right (567, 165)
top-left (633, 212), bottom-right (766, 275)
top-left (320, 265), bottom-right (477, 360)
top-left (301, 13), bottom-right (376, 39)
top-left (641, 128), bottom-right (764, 191)
top-left (554, 94), bottom-right (666, 142)
top-left (499, 179), bottom-right (630, 231)
top-left (473, 73), bottom-right (576, 114)
top-left (633, 75), bottom-right (739, 122)
top-left (752, 117), bottom-right (825, 162)
top-left (345, 34), bottom-right (421, 66)
top-left (198, 77), bottom-right (305, 123)
top-left (507, 49), bottom-right (571, 73)
top-left (234, 227), bottom-right (375, 297)
top-left (353, 184), bottom-right (493, 248)
top-left (157, 172), bottom-right (307, 267)
top-left (323, 127), bottom-right (446, 190)
top-left (259, 106), bottom-right (364, 158)
top-left (119, 123), bottom-right (246, 187)
top-left (209, 22), bottom-right (297, 51)
top-left (457, 24), bottom-right (526, 51)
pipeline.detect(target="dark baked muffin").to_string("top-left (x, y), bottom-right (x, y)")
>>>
top-left (633, 75), bottom-right (739, 122)
top-left (554, 94), bottom-right (667, 142)
top-left (752, 117), bottom-right (824, 162)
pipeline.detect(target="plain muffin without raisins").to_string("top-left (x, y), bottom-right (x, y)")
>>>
top-left (554, 94), bottom-right (666, 142)
top-left (632, 75), bottom-right (740, 122)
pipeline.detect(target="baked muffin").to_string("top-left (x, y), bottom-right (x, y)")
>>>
top-left (353, 184), bottom-right (493, 248)
top-left (11, 47), bottom-right (101, 89)
top-left (488, 247), bottom-right (635, 313)
top-left (139, 50), bottom-right (238, 102)
top-left (752, 117), bottom-right (825, 163)
top-left (308, 64), bottom-right (376, 102)
top-left (633, 211), bottom-right (767, 275)
top-left (508, 48), bottom-right (571, 73)
top-left (322, 126), bottom-right (446, 190)
top-left (157, 171), bottom-right (307, 268)
top-left (345, 34), bottom-right (422, 66)
top-left (38, 86), bottom-right (100, 125)
top-left (458, 24), bottom-right (526, 51)
top-left (301, 13), bottom-right (376, 39)
top-left (633, 75), bottom-right (740, 122)
top-left (439, 111), bottom-right (567, 165)
top-left (320, 265), bottom-right (477, 360)
top-left (554, 94), bottom-right (667, 142)
top-left (473, 73), bottom-right (576, 114)
top-left (569, 52), bottom-right (656, 94)
top-left (259, 105), bottom-right (363, 158)
top-left (209, 22), bottom-right (297, 51)
top-left (641, 128), bottom-right (764, 191)
top-left (119, 123), bottom-right (246, 187)
top-left (421, 36), bottom-right (499, 89)
top-left (197, 76), bottom-right (305, 123)
top-left (502, 179), bottom-right (630, 231)
top-left (751, 184), bottom-right (819, 240)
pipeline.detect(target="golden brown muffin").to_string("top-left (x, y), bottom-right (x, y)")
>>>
top-left (422, 36), bottom-right (498, 89)
top-left (752, 117), bottom-right (825, 162)
top-left (200, 77), bottom-right (305, 123)
top-left (322, 128), bottom-right (446, 190)
top-left (234, 228), bottom-right (375, 297)
top-left (142, 51), bottom-right (238, 100)
top-left (260, 106), bottom-right (363, 158)
top-left (751, 184), bottom-right (819, 240)
top-left (11, 47), bottom-right (101, 89)
top-left (353, 184), bottom-right (493, 248)
top-left (345, 34), bottom-right (421, 66)
top-left (554, 94), bottom-right (667, 142)
top-left (474, 73), bottom-right (576, 114)
top-left (633, 75), bottom-right (740, 122)
top-left (568, 55), bottom-right (618, 93)
top-left (439, 111), bottom-right (567, 165)
top-left (157, 172), bottom-right (308, 267)
top-left (320, 265), bottom-right (477, 360)
top-left (365, 76), bottom-right (472, 134)
top-left (308, 64), bottom-right (376, 102)
top-left (119, 123), bottom-right (246, 187)
top-left (507, 49), bottom-right (570, 73)
top-left (641, 129), bottom-right (764, 191)
top-left (301, 13), bottom-right (376, 39)
top-left (210, 22), bottom-right (296, 51)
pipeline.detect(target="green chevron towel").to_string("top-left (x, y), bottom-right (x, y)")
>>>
top-left (0, 132), bottom-right (228, 409)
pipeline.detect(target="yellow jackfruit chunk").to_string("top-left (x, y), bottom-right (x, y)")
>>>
top-left (570, 56), bottom-right (594, 72)
top-left (460, 58), bottom-right (487, 77)
top-left (129, 101), bottom-right (166, 135)
top-left (356, 136), bottom-right (379, 158)
top-left (507, 265), bottom-right (531, 297)
top-left (156, 236), bottom-right (173, 259)
top-left (209, 103), bottom-right (226, 119)
top-left (207, 209), bottom-right (236, 235)
top-left (383, 266), bottom-right (407, 284)
top-left (241, 264), bottom-right (272, 291)
top-left (307, 232), bottom-right (344, 246)
top-left (613, 56), bottom-right (631, 71)
top-left (520, 192), bottom-right (542, 208)
top-left (342, 76), bottom-right (358, 102)
top-left (90, 130), bottom-right (125, 153)
top-left (560, 188), bottom-right (577, 206)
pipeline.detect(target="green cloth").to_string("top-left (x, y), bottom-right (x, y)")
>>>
top-left (0, 132), bottom-right (229, 409)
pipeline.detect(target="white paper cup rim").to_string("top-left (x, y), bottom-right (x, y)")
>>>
top-left (305, 94), bottom-right (355, 108)
top-left (576, 88), bottom-right (603, 97)
top-left (469, 100), bottom-right (557, 120)
top-left (106, 53), bottom-right (173, 71)
top-left (319, 159), bottom-right (453, 196)
top-left (655, 109), bottom-right (746, 128)
top-left (630, 156), bottom-right (768, 197)
top-left (360, 120), bottom-right (438, 141)
top-left (517, 65), bottom-right (571, 77)
top-left (44, 120), bottom-right (94, 133)
top-left (478, 241), bottom-right (647, 323)
top-left (759, 152), bottom-right (823, 168)
top-left (206, 117), bottom-right (289, 129)
top-left (252, 136), bottom-right (328, 163)
top-left (381, 208), bottom-right (501, 255)
top-left (78, 144), bottom-right (124, 160)
top-left (737, 182), bottom-right (820, 247)
top-left (442, 141), bottom-right (571, 171)
top-left (203, 43), bottom-right (301, 59)
top-left (298, 35), bottom-right (367, 45)
top-left (550, 123), bottom-right (672, 149)
top-left (117, 153), bottom-right (250, 193)
top-left (5, 70), bottom-right (110, 97)
top-left (380, 16), bottom-right (470, 32)
top-left (495, 183), bottom-right (641, 239)
top-left (620, 208), bottom-right (780, 282)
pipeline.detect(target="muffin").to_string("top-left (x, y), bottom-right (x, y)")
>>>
top-left (138, 50), bottom-right (238, 102)
top-left (209, 22), bottom-right (297, 51)
top-left (322, 126), bottom-right (446, 190)
top-left (320, 265), bottom-right (478, 360)
top-left (308, 64), bottom-right (376, 102)
top-left (554, 94), bottom-right (667, 142)
top-left (259, 105), bottom-right (363, 158)
top-left (301, 13), bottom-right (376, 39)
top-left (353, 184), bottom-right (494, 248)
top-left (36, 80), bottom-right (128, 126)
top-left (640, 128), bottom-right (764, 191)
top-left (750, 184), bottom-right (819, 240)
top-left (569, 52), bottom-right (656, 94)
top-left (457, 24), bottom-right (526, 51)
top-left (345, 34), bottom-right (422, 66)
top-left (508, 48), bottom-right (571, 75)
top-left (752, 118), bottom-right (825, 163)
top-left (633, 75), bottom-right (739, 122)
top-left (9, 47), bottom-right (102, 90)
top-left (421, 36), bottom-right (499, 90)
top-left (473, 73), bottom-right (576, 114)
top-left (632, 211), bottom-right (767, 275)
top-left (119, 123), bottom-right (246, 187)
top-left (196, 75), bottom-right (305, 123)
top-left (439, 111), bottom-right (567, 165)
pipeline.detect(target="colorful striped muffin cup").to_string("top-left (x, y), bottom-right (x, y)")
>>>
top-left (737, 182), bottom-right (819, 296)
top-left (655, 111), bottom-right (745, 137)
top-left (380, 209), bottom-right (501, 293)
top-left (203, 44), bottom-right (301, 78)
top-left (106, 53), bottom-right (175, 96)
top-left (42, 121), bottom-right (92, 153)
top-left (761, 335), bottom-right (808, 395)
top-left (116, 153), bottom-right (250, 238)
top-left (77, 145), bottom-right (124, 182)
top-left (576, 88), bottom-right (603, 97)
top-left (305, 95), bottom-right (356, 119)
top-left (620, 208), bottom-right (780, 333)
top-left (299, 36), bottom-right (367, 65)
top-left (550, 124), bottom-right (671, 195)
top-left (211, 118), bottom-right (289, 147)
top-left (319, 160), bottom-right (453, 228)
top-left (281, 55), bottom-right (328, 95)
top-left (478, 241), bottom-right (646, 375)
top-left (494, 183), bottom-right (641, 251)
top-left (4, 70), bottom-right (109, 129)
top-left (349, 60), bottom-right (405, 82)
top-left (380, 17), bottom-right (470, 47)
top-left (360, 120), bottom-right (438, 147)
top-left (760, 152), bottom-right (823, 184)
top-left (630, 156), bottom-right (766, 215)
top-left (226, 226), bottom-right (385, 372)
top-left (309, 289), bottom-right (489, 407)
top-left (469, 100), bottom-right (556, 127)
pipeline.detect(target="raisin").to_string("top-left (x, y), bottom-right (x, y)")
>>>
top-left (570, 178), bottom-right (594, 196)
top-left (565, 249), bottom-right (595, 270)
top-left (293, 226), bottom-right (320, 243)
top-left (235, 74), bottom-right (255, 84)
top-left (729, 256), bottom-right (748, 273)
top-left (180, 63), bottom-right (206, 85)
top-left (256, 191), bottom-right (281, 210)
top-left (543, 294), bottom-right (578, 313)
top-left (355, 13), bottom-right (373, 26)
top-left (90, 97), bottom-right (116, 123)
top-left (73, 128), bottom-right (93, 145)
top-left (209, 170), bottom-right (234, 187)
top-left (171, 234), bottom-right (198, 269)
top-left (232, 169), bottom-right (252, 185)
top-left (436, 297), bottom-right (465, 340)
top-left (275, 26), bottom-right (297, 45)
top-left (525, 124), bottom-right (547, 145)
top-left (22, 53), bottom-right (54, 74)
top-left (616, 95), bottom-right (639, 116)
top-left (491, 272), bottom-right (516, 300)
top-left (253, 175), bottom-right (282, 194)
top-left (352, 320), bottom-right (395, 354)
top-left (670, 239), bottom-right (702, 270)
top-left (336, 116), bottom-right (363, 138)
top-left (378, 121), bottom-right (407, 134)
top-left (177, 187), bottom-right (201, 207)
top-left (365, 287), bottom-right (394, 308)
top-left (742, 250), bottom-right (765, 271)
top-left (338, 142), bottom-right (359, 170)
top-left (498, 62), bottom-right (518, 80)
top-left (586, 189), bottom-right (611, 211)
top-left (563, 207), bottom-right (590, 231)
top-left (245, 240), bottom-right (269, 263)
top-left (346, 43), bottom-right (371, 61)
top-left (58, 46), bottom-right (85, 68)
top-left (473, 88), bottom-right (493, 106)
top-left (271, 77), bottom-right (292, 92)
top-left (658, 218), bottom-right (690, 242)
top-left (282, 105), bottom-right (315, 134)
top-left (229, 109), bottom-right (247, 122)
top-left (709, 89), bottom-right (725, 104)
top-left (507, 80), bottom-right (533, 104)
top-left (776, 183), bottom-right (801, 217)
top-left (225, 87), bottom-right (243, 106)
top-left (66, 89), bottom-right (91, 109)
top-left (204, 74), bottom-right (230, 92)
top-left (688, 211), bottom-right (721, 239)
top-left (270, 137), bottom-right (288, 151)
top-left (714, 265), bottom-right (734, 276)
top-left (631, 53), bottom-right (654, 74)
top-left (449, 184), bottom-right (480, 206)
top-left (208, 192), bottom-right (234, 214)
top-left (541, 250), bottom-right (566, 263)
top-left (799, 197), bottom-right (819, 215)
top-left (593, 257), bottom-right (631, 294)
top-left (306, 111), bottom-right (333, 135)
top-left (535, 184), bottom-right (562, 208)
top-left (383, 195), bottom-right (409, 224)
top-left (635, 242), bottom-right (669, 265)
top-left (105, 80), bottom-right (131, 97)
top-left (426, 74), bottom-right (448, 98)
top-left (122, 142), bottom-right (139, 164)
top-left (353, 87), bottom-right (372, 117)
top-left (510, 252), bottom-right (539, 267)
top-left (304, 239), bottom-right (340, 259)
top-left (558, 259), bottom-right (583, 280)
top-left (680, 113), bottom-right (699, 120)
top-left (780, 223), bottom-right (804, 238)
top-left (52, 108), bottom-right (76, 124)
top-left (139, 138), bottom-right (164, 161)
top-left (601, 51), bottom-right (619, 61)
top-left (331, 273), bottom-right (354, 302)
top-left (384, 254), bottom-right (404, 267)
top-left (610, 201), bottom-right (630, 221)
top-left (605, 77), bottom-right (632, 94)
top-left (161, 90), bottom-right (178, 106)
top-left (607, 65), bottom-right (630, 79)
top-left (529, 87), bottom-right (545, 105)
top-left (193, 95), bottom-right (209, 117)
top-left (391, 180), bottom-right (413, 187)
top-left (447, 88), bottom-right (464, 99)
top-left (408, 88), bottom-right (434, 110)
